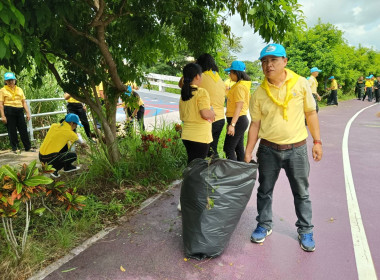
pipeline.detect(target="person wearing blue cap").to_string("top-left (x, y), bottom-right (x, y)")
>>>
top-left (0, 72), bottom-right (35, 153)
top-left (39, 113), bottom-right (84, 178)
top-left (362, 75), bottom-right (374, 102)
top-left (326, 76), bottom-right (338, 105)
top-left (223, 60), bottom-right (251, 161)
top-left (309, 67), bottom-right (322, 112)
top-left (245, 43), bottom-right (322, 252)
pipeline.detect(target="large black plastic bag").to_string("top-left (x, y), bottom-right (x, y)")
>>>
top-left (181, 158), bottom-right (258, 260)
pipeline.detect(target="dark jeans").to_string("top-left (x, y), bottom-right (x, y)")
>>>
top-left (126, 106), bottom-right (145, 132)
top-left (67, 103), bottom-right (92, 138)
top-left (256, 143), bottom-right (313, 234)
top-left (208, 118), bottom-right (225, 158)
top-left (182, 139), bottom-right (209, 164)
top-left (39, 145), bottom-right (77, 172)
top-left (312, 93), bottom-right (319, 113)
top-left (328, 90), bottom-right (338, 105)
top-left (4, 106), bottom-right (31, 151)
top-left (362, 87), bottom-right (373, 102)
top-left (375, 89), bottom-right (380, 103)
top-left (223, 115), bottom-right (249, 161)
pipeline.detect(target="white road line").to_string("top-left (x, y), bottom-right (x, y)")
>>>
top-left (342, 104), bottom-right (377, 280)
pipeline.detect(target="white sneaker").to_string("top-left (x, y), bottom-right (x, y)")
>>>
top-left (177, 201), bottom-right (181, 212)
top-left (63, 165), bottom-right (81, 173)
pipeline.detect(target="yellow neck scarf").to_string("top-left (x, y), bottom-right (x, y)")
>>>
top-left (203, 70), bottom-right (220, 82)
top-left (261, 69), bottom-right (299, 120)
top-left (5, 85), bottom-right (18, 100)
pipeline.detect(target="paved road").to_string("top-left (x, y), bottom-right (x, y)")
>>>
top-left (28, 100), bottom-right (380, 280)
top-left (116, 89), bottom-right (179, 122)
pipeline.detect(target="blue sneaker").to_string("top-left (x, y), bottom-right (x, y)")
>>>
top-left (298, 232), bottom-right (315, 252)
top-left (250, 225), bottom-right (272, 243)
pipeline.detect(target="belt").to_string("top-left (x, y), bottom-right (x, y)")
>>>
top-left (260, 139), bottom-right (306, 151)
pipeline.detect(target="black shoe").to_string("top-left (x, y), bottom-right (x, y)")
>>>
top-left (25, 148), bottom-right (36, 152)
top-left (63, 165), bottom-right (80, 173)
top-left (50, 171), bottom-right (60, 178)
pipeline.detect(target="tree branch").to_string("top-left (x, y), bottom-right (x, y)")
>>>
top-left (63, 17), bottom-right (99, 45)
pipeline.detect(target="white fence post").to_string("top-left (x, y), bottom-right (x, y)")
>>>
top-left (26, 100), bottom-right (34, 141)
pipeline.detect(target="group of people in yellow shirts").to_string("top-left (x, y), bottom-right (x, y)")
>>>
top-left (179, 44), bottom-right (323, 253)
top-left (179, 54), bottom-right (251, 163)
top-left (361, 74), bottom-right (380, 103)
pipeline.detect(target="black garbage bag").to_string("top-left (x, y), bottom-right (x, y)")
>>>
top-left (181, 158), bottom-right (258, 260)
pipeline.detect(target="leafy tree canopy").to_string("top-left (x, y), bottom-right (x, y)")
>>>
top-left (0, 0), bottom-right (305, 163)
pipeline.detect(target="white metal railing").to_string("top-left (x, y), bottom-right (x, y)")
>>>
top-left (0, 98), bottom-right (66, 141)
top-left (0, 73), bottom-right (180, 140)
top-left (142, 73), bottom-right (181, 92)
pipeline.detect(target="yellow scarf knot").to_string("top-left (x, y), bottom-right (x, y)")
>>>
top-left (261, 69), bottom-right (299, 120)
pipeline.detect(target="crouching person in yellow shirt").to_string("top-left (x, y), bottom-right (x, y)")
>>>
top-left (179, 63), bottom-right (215, 164)
top-left (39, 113), bottom-right (84, 178)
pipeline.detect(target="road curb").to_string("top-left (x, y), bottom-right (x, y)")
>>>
top-left (28, 179), bottom-right (182, 280)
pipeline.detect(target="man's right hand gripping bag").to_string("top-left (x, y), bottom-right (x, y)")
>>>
top-left (181, 158), bottom-right (258, 260)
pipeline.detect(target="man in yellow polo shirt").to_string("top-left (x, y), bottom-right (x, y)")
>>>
top-left (244, 44), bottom-right (322, 252)
top-left (362, 75), bottom-right (374, 102)
top-left (309, 67), bottom-right (322, 112)
top-left (39, 113), bottom-right (83, 178)
top-left (327, 76), bottom-right (338, 105)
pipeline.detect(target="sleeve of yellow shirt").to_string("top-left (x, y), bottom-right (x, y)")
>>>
top-left (197, 89), bottom-right (211, 111)
top-left (234, 85), bottom-right (246, 102)
top-left (19, 88), bottom-right (26, 100)
top-left (249, 90), bottom-right (261, 121)
top-left (302, 79), bottom-right (317, 112)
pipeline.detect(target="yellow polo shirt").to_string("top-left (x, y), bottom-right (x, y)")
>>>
top-left (67, 96), bottom-right (81, 103)
top-left (179, 86), bottom-right (212, 144)
top-left (39, 122), bottom-right (78, 155)
top-left (200, 71), bottom-right (226, 121)
top-left (308, 76), bottom-right (318, 93)
top-left (226, 80), bottom-right (251, 117)
top-left (0, 86), bottom-right (26, 108)
top-left (330, 80), bottom-right (338, 90)
top-left (365, 80), bottom-right (374, 87)
top-left (250, 69), bottom-right (316, 144)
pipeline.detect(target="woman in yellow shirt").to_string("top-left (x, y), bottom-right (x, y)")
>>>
top-left (223, 61), bottom-right (251, 161)
top-left (0, 72), bottom-right (33, 153)
top-left (196, 53), bottom-right (226, 158)
top-left (179, 63), bottom-right (215, 164)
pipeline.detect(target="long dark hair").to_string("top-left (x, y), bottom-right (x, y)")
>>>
top-left (196, 53), bottom-right (218, 73)
top-left (181, 63), bottom-right (202, 101)
top-left (230, 70), bottom-right (251, 82)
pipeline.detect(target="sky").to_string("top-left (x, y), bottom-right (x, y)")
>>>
top-left (227, 0), bottom-right (380, 61)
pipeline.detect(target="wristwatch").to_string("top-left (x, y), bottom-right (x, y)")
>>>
top-left (313, 139), bottom-right (322, 145)
top-left (231, 123), bottom-right (236, 127)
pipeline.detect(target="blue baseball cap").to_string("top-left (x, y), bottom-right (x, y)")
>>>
top-left (306, 77), bottom-right (310, 80)
top-left (310, 67), bottom-right (322, 73)
top-left (4, 72), bottom-right (16, 81)
top-left (65, 113), bottom-right (83, 127)
top-left (224, 61), bottom-right (246, 72)
top-left (369, 74), bottom-right (374, 78)
top-left (259, 44), bottom-right (287, 60)
top-left (328, 76), bottom-right (334, 80)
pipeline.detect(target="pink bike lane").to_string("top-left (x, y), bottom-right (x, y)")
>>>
top-left (39, 100), bottom-right (379, 280)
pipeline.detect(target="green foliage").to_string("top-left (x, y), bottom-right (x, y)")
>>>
top-left (0, 160), bottom-right (86, 259)
top-left (283, 21), bottom-right (380, 98)
top-left (0, 0), bottom-right (304, 164)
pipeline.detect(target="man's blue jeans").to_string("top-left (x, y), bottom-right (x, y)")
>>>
top-left (256, 143), bottom-right (313, 234)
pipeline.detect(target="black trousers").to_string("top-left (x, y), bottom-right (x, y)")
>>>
top-left (182, 139), bottom-right (210, 164)
top-left (362, 88), bottom-right (373, 102)
top-left (126, 106), bottom-right (145, 132)
top-left (223, 115), bottom-right (249, 161)
top-left (39, 145), bottom-right (77, 172)
top-left (312, 94), bottom-right (319, 113)
top-left (4, 106), bottom-right (31, 151)
top-left (375, 89), bottom-right (380, 103)
top-left (328, 90), bottom-right (338, 105)
top-left (208, 118), bottom-right (225, 158)
top-left (67, 103), bottom-right (92, 138)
